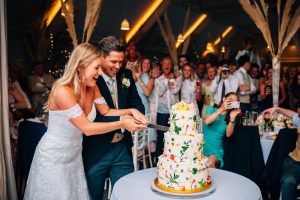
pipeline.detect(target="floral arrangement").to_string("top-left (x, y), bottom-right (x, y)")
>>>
top-left (256, 112), bottom-right (295, 132)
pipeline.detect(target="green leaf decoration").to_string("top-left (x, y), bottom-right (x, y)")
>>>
top-left (192, 168), bottom-right (198, 174)
top-left (198, 179), bottom-right (207, 189)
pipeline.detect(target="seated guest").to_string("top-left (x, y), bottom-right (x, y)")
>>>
top-left (263, 104), bottom-right (300, 200)
top-left (203, 92), bottom-right (241, 168)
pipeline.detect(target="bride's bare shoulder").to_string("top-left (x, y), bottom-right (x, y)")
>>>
top-left (52, 86), bottom-right (78, 110)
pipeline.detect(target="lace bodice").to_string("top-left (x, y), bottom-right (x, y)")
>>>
top-left (46, 103), bottom-right (96, 139)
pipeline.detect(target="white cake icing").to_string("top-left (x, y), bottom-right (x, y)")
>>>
top-left (157, 102), bottom-right (211, 192)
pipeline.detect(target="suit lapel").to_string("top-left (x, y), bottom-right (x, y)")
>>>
top-left (97, 76), bottom-right (115, 109)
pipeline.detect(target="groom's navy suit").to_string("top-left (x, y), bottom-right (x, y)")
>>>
top-left (82, 68), bottom-right (144, 200)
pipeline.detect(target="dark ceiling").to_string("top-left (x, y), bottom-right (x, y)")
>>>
top-left (6, 0), bottom-right (300, 64)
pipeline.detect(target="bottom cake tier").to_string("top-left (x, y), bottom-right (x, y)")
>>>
top-left (157, 156), bottom-right (211, 193)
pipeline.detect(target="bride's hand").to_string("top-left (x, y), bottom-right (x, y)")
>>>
top-left (130, 109), bottom-right (149, 125)
top-left (120, 115), bottom-right (146, 132)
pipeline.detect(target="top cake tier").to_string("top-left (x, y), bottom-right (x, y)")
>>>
top-left (170, 102), bottom-right (198, 135)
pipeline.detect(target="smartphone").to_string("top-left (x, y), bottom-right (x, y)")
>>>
top-left (231, 101), bottom-right (240, 109)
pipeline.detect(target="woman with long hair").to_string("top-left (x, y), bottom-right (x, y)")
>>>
top-left (203, 92), bottom-right (241, 168)
top-left (133, 56), bottom-right (154, 114)
top-left (201, 66), bottom-right (217, 117)
top-left (24, 43), bottom-right (147, 199)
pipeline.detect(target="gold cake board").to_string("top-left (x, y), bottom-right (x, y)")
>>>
top-left (153, 178), bottom-right (212, 194)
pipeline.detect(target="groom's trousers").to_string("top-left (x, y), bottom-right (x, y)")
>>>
top-left (85, 139), bottom-right (134, 200)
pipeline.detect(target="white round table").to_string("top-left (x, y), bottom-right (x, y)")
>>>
top-left (111, 168), bottom-right (262, 200)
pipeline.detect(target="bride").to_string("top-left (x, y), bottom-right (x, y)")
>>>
top-left (24, 43), bottom-right (147, 199)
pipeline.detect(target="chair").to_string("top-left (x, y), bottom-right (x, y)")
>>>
top-left (16, 119), bottom-right (47, 197)
top-left (131, 129), bottom-right (148, 171)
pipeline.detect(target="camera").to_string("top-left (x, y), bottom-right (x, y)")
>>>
top-left (221, 67), bottom-right (229, 75)
top-left (230, 101), bottom-right (240, 109)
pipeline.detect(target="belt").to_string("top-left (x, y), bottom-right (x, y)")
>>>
top-left (111, 133), bottom-right (124, 143)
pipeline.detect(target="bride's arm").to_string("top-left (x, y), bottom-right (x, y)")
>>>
top-left (53, 86), bottom-right (146, 136)
top-left (94, 87), bottom-right (148, 124)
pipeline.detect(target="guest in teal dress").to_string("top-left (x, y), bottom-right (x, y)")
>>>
top-left (203, 92), bottom-right (241, 168)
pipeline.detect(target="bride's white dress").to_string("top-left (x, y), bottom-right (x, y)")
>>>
top-left (24, 103), bottom-right (96, 200)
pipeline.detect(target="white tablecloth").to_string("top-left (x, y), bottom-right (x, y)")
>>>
top-left (111, 168), bottom-right (262, 200)
top-left (260, 138), bottom-right (274, 164)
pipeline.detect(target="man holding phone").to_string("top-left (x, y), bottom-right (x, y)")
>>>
top-left (210, 66), bottom-right (239, 105)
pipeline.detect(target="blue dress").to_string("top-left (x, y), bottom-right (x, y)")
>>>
top-left (135, 73), bottom-right (149, 114)
top-left (203, 106), bottom-right (227, 167)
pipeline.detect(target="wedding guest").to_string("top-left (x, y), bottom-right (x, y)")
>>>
top-left (288, 70), bottom-right (300, 111)
top-left (24, 43), bottom-right (147, 199)
top-left (82, 37), bottom-right (146, 200)
top-left (201, 66), bottom-right (217, 117)
top-left (235, 37), bottom-right (261, 70)
top-left (132, 56), bottom-right (154, 114)
top-left (125, 42), bottom-right (140, 71)
top-left (229, 62), bottom-right (238, 75)
top-left (250, 63), bottom-right (260, 111)
top-left (180, 63), bottom-right (200, 118)
top-left (203, 92), bottom-right (241, 168)
top-left (8, 77), bottom-right (28, 168)
top-left (210, 66), bottom-right (239, 105)
top-left (155, 56), bottom-right (182, 158)
top-left (178, 54), bottom-right (189, 71)
top-left (28, 62), bottom-right (55, 111)
top-left (196, 61), bottom-right (206, 82)
top-left (263, 105), bottom-right (300, 200)
top-left (148, 62), bottom-right (162, 156)
top-left (260, 67), bottom-right (286, 110)
top-left (234, 55), bottom-right (257, 111)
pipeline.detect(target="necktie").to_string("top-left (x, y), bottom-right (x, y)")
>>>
top-left (221, 81), bottom-right (226, 99)
top-left (107, 78), bottom-right (116, 106)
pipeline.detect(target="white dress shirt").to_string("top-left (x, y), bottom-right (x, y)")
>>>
top-left (210, 75), bottom-right (239, 105)
top-left (234, 67), bottom-right (257, 95)
top-left (156, 74), bottom-right (182, 114)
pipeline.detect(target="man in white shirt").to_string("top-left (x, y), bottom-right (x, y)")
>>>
top-left (210, 66), bottom-right (239, 105)
top-left (234, 55), bottom-right (257, 111)
top-left (155, 57), bottom-right (182, 158)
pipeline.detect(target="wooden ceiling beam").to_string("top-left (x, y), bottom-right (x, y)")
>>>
top-left (129, 0), bottom-right (171, 44)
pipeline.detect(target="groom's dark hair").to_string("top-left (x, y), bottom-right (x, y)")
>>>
top-left (97, 36), bottom-right (126, 58)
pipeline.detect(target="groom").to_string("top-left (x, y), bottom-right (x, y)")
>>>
top-left (82, 36), bottom-right (145, 200)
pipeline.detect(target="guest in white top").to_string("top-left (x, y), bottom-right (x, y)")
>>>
top-left (234, 55), bottom-right (257, 111)
top-left (210, 66), bottom-right (239, 105)
top-left (180, 63), bottom-right (200, 118)
top-left (155, 57), bottom-right (182, 158)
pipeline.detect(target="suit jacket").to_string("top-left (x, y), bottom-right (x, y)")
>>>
top-left (82, 68), bottom-right (145, 170)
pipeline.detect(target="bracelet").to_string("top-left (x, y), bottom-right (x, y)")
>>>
top-left (140, 81), bottom-right (144, 86)
top-left (229, 120), bottom-right (235, 123)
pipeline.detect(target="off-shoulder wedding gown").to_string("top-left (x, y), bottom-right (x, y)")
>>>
top-left (24, 103), bottom-right (96, 200)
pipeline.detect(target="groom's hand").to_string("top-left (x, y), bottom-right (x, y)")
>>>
top-left (120, 115), bottom-right (147, 132)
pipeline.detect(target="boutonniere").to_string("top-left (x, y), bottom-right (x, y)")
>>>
top-left (121, 73), bottom-right (130, 93)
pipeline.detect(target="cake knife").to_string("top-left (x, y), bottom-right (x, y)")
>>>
top-left (147, 123), bottom-right (169, 132)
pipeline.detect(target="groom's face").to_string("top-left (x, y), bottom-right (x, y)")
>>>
top-left (101, 51), bottom-right (124, 77)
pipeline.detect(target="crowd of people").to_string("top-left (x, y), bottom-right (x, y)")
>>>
top-left (6, 36), bottom-right (300, 200)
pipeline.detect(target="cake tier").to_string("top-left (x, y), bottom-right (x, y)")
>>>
top-left (170, 110), bottom-right (198, 135)
top-left (164, 132), bottom-right (204, 160)
top-left (157, 156), bottom-right (211, 192)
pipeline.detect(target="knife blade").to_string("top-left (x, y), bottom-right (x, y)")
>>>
top-left (147, 123), bottom-right (169, 132)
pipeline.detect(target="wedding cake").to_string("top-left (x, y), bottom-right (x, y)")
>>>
top-left (156, 102), bottom-right (211, 193)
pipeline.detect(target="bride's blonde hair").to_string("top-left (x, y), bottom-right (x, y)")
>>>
top-left (44, 43), bottom-right (101, 110)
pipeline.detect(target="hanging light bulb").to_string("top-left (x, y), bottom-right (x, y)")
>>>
top-left (206, 42), bottom-right (214, 51)
top-left (221, 46), bottom-right (226, 53)
top-left (177, 34), bottom-right (184, 43)
top-left (121, 19), bottom-right (130, 30)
